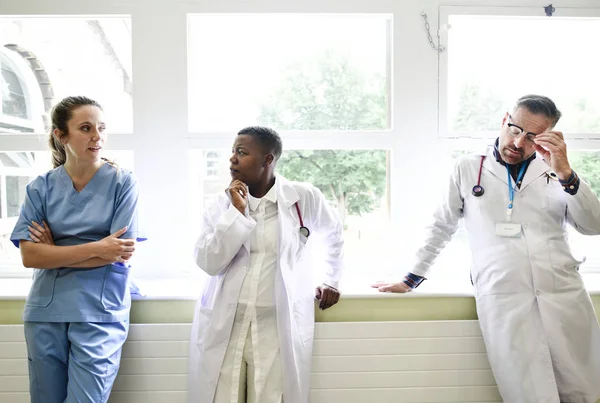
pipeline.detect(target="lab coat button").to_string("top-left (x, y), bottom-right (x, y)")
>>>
top-left (535, 290), bottom-right (540, 296)
top-left (523, 223), bottom-right (527, 229)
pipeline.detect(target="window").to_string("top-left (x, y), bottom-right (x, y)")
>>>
top-left (187, 14), bottom-right (391, 132)
top-left (280, 150), bottom-right (391, 286)
top-left (182, 12), bottom-right (393, 287)
top-left (0, 151), bottom-right (41, 276)
top-left (1, 64), bottom-right (27, 120)
top-left (0, 47), bottom-right (41, 132)
top-left (0, 152), bottom-right (38, 216)
top-left (0, 16), bottom-right (132, 134)
top-left (433, 7), bottom-right (600, 290)
top-left (188, 149), bottom-right (391, 285)
top-left (2, 2), bottom-right (599, 295)
top-left (568, 150), bottom-right (600, 274)
top-left (440, 9), bottom-right (600, 139)
top-left (204, 151), bottom-right (221, 178)
top-left (0, 13), bottom-right (134, 278)
top-left (6, 176), bottom-right (30, 217)
top-left (570, 151), bottom-right (600, 195)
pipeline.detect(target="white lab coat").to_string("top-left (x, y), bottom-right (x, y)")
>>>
top-left (188, 174), bottom-right (344, 403)
top-left (412, 146), bottom-right (600, 403)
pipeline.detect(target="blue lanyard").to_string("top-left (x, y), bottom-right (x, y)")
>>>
top-left (506, 163), bottom-right (527, 218)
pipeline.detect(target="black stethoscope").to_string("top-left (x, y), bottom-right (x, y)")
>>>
top-left (472, 155), bottom-right (486, 197)
top-left (294, 202), bottom-right (310, 237)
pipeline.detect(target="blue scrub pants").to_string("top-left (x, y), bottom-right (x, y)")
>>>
top-left (24, 321), bottom-right (128, 403)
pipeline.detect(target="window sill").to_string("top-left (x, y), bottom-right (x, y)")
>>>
top-left (1, 273), bottom-right (600, 300)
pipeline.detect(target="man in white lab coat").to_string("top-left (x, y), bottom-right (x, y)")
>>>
top-left (188, 126), bottom-right (344, 403)
top-left (373, 95), bottom-right (600, 403)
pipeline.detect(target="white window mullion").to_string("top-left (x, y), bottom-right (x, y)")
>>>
top-left (129, 7), bottom-right (191, 278)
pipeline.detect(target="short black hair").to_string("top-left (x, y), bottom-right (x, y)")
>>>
top-left (237, 126), bottom-right (283, 160)
top-left (514, 95), bottom-right (562, 128)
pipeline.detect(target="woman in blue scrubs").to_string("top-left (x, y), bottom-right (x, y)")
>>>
top-left (10, 96), bottom-right (146, 403)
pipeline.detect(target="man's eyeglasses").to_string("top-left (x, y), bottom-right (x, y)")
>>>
top-left (506, 115), bottom-right (538, 142)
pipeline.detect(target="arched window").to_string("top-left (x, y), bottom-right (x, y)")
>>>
top-left (0, 47), bottom-right (45, 133)
top-left (0, 63), bottom-right (27, 119)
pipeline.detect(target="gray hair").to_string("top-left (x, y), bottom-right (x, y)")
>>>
top-left (514, 94), bottom-right (562, 129)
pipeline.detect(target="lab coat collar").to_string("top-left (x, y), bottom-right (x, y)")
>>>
top-left (482, 145), bottom-right (508, 185)
top-left (482, 143), bottom-right (552, 190)
top-left (248, 182), bottom-right (277, 212)
top-left (274, 173), bottom-right (300, 209)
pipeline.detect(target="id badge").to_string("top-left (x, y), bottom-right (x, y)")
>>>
top-left (495, 222), bottom-right (522, 238)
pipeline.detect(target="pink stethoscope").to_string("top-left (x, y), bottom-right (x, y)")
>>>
top-left (294, 202), bottom-right (310, 237)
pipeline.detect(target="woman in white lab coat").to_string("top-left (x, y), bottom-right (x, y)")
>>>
top-left (188, 126), bottom-right (344, 403)
top-left (375, 95), bottom-right (600, 403)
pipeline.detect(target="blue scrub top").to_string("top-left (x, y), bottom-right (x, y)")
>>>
top-left (10, 163), bottom-right (146, 323)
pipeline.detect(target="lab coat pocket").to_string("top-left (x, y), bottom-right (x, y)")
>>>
top-left (25, 269), bottom-right (58, 308)
top-left (200, 275), bottom-right (223, 310)
top-left (548, 239), bottom-right (585, 292)
top-left (101, 264), bottom-right (131, 310)
top-left (193, 306), bottom-right (213, 347)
